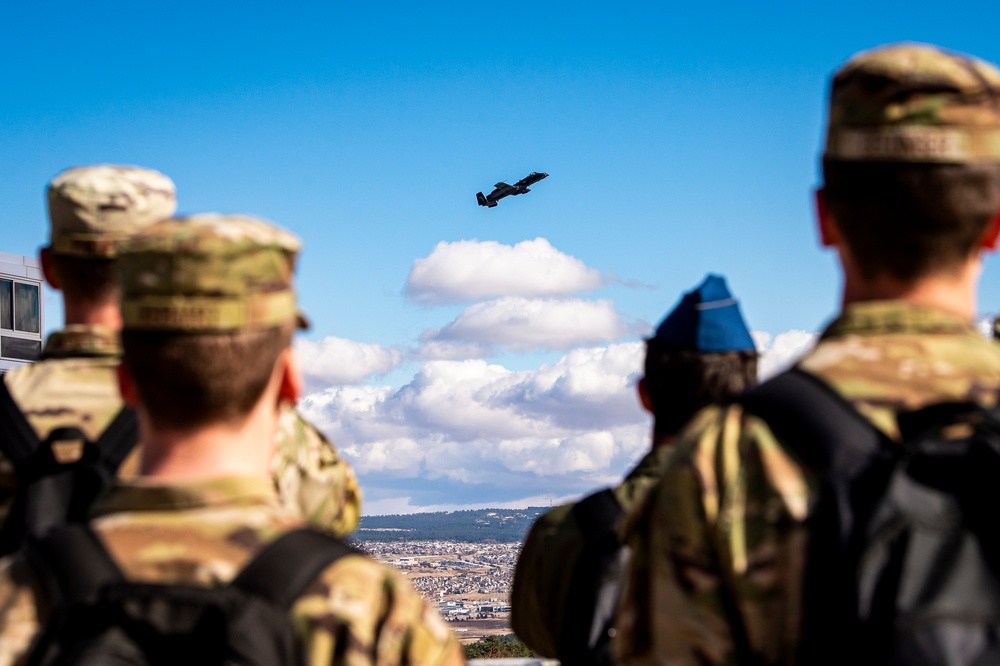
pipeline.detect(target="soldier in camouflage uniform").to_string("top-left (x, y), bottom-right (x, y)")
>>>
top-left (614, 44), bottom-right (1000, 665)
top-left (511, 274), bottom-right (758, 660)
top-left (0, 214), bottom-right (464, 665)
top-left (1, 166), bottom-right (361, 536)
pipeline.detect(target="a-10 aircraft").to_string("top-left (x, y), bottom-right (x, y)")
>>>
top-left (476, 172), bottom-right (548, 208)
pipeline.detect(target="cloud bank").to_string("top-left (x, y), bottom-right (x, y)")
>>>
top-left (753, 329), bottom-right (818, 379)
top-left (299, 343), bottom-right (651, 508)
top-left (295, 336), bottom-right (402, 391)
top-left (405, 238), bottom-right (606, 305)
top-left (418, 297), bottom-right (629, 355)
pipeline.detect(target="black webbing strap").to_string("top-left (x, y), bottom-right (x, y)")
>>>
top-left (27, 524), bottom-right (126, 607)
top-left (572, 488), bottom-right (623, 544)
top-left (0, 378), bottom-right (138, 552)
top-left (0, 376), bottom-right (137, 474)
top-left (0, 377), bottom-right (43, 462)
top-left (232, 528), bottom-right (357, 610)
top-left (739, 367), bottom-right (886, 482)
top-left (91, 408), bottom-right (139, 477)
top-left (30, 526), bottom-right (354, 612)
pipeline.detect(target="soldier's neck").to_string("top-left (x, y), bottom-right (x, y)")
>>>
top-left (62, 299), bottom-right (122, 329)
top-left (840, 258), bottom-right (980, 321)
top-left (139, 405), bottom-right (278, 481)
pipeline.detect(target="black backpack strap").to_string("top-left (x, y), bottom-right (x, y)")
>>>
top-left (0, 406), bottom-right (139, 553)
top-left (572, 488), bottom-right (623, 542)
top-left (0, 376), bottom-right (137, 474)
top-left (739, 367), bottom-right (886, 478)
top-left (27, 524), bottom-right (126, 606)
top-left (0, 377), bottom-right (44, 462)
top-left (62, 408), bottom-right (140, 526)
top-left (91, 407), bottom-right (139, 474)
top-left (231, 528), bottom-right (357, 610)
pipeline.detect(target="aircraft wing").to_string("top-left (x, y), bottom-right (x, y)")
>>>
top-left (494, 182), bottom-right (510, 189)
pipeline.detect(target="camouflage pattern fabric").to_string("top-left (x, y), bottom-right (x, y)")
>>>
top-left (614, 302), bottom-right (1000, 665)
top-left (47, 165), bottom-right (177, 258)
top-left (824, 43), bottom-right (1000, 163)
top-left (272, 405), bottom-right (362, 536)
top-left (0, 477), bottom-right (462, 666)
top-left (511, 442), bottom-right (673, 657)
top-left (0, 325), bottom-right (361, 536)
top-left (117, 214), bottom-right (308, 332)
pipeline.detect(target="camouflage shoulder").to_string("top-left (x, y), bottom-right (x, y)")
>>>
top-left (667, 402), bottom-right (812, 538)
top-left (295, 553), bottom-right (463, 666)
top-left (614, 444), bottom-right (674, 512)
top-left (272, 406), bottom-right (362, 536)
top-left (618, 402), bottom-right (814, 662)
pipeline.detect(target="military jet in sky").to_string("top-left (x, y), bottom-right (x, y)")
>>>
top-left (476, 172), bottom-right (548, 208)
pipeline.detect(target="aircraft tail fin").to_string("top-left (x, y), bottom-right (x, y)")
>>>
top-left (476, 192), bottom-right (488, 207)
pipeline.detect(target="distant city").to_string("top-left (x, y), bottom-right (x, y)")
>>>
top-left (353, 508), bottom-right (547, 642)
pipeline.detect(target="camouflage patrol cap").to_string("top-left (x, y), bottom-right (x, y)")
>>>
top-left (825, 43), bottom-right (1000, 163)
top-left (118, 214), bottom-right (309, 332)
top-left (47, 165), bottom-right (177, 258)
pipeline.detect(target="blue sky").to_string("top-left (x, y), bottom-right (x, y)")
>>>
top-left (4, 1), bottom-right (1000, 513)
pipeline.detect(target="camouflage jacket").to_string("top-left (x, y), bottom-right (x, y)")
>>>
top-left (511, 442), bottom-right (674, 657)
top-left (1, 325), bottom-right (361, 535)
top-left (614, 302), bottom-right (1000, 665)
top-left (0, 476), bottom-right (464, 666)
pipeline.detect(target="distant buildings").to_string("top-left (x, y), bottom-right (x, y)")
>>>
top-left (0, 252), bottom-right (43, 373)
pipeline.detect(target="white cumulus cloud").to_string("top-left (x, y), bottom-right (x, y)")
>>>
top-left (298, 343), bottom-right (651, 493)
top-left (294, 336), bottom-right (403, 390)
top-left (409, 339), bottom-right (496, 361)
top-left (753, 329), bottom-right (819, 379)
top-left (420, 297), bottom-right (629, 352)
top-left (405, 238), bottom-right (606, 305)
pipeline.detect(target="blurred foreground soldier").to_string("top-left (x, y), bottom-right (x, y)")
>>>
top-left (511, 274), bottom-right (758, 665)
top-left (0, 166), bottom-right (361, 551)
top-left (0, 166), bottom-right (175, 551)
top-left (0, 215), bottom-right (463, 665)
top-left (615, 44), bottom-right (1000, 666)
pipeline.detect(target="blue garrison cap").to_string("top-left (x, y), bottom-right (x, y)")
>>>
top-left (653, 274), bottom-right (755, 352)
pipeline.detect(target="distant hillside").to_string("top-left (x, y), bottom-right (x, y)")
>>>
top-left (355, 507), bottom-right (548, 543)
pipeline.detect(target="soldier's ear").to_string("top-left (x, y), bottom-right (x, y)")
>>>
top-left (979, 206), bottom-right (1000, 251)
top-left (637, 377), bottom-right (653, 414)
top-left (814, 188), bottom-right (841, 248)
top-left (39, 246), bottom-right (62, 290)
top-left (116, 363), bottom-right (141, 407)
top-left (277, 348), bottom-right (302, 405)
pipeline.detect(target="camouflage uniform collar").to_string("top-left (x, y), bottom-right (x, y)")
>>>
top-left (95, 476), bottom-right (278, 514)
top-left (820, 301), bottom-right (978, 340)
top-left (41, 324), bottom-right (122, 359)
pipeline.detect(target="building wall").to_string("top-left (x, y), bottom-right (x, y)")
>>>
top-left (0, 252), bottom-right (44, 373)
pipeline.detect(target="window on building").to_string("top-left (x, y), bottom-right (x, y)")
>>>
top-left (0, 278), bottom-right (40, 334)
top-left (0, 336), bottom-right (40, 361)
top-left (0, 260), bottom-right (43, 366)
top-left (13, 282), bottom-right (39, 334)
top-left (0, 279), bottom-right (11, 330)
